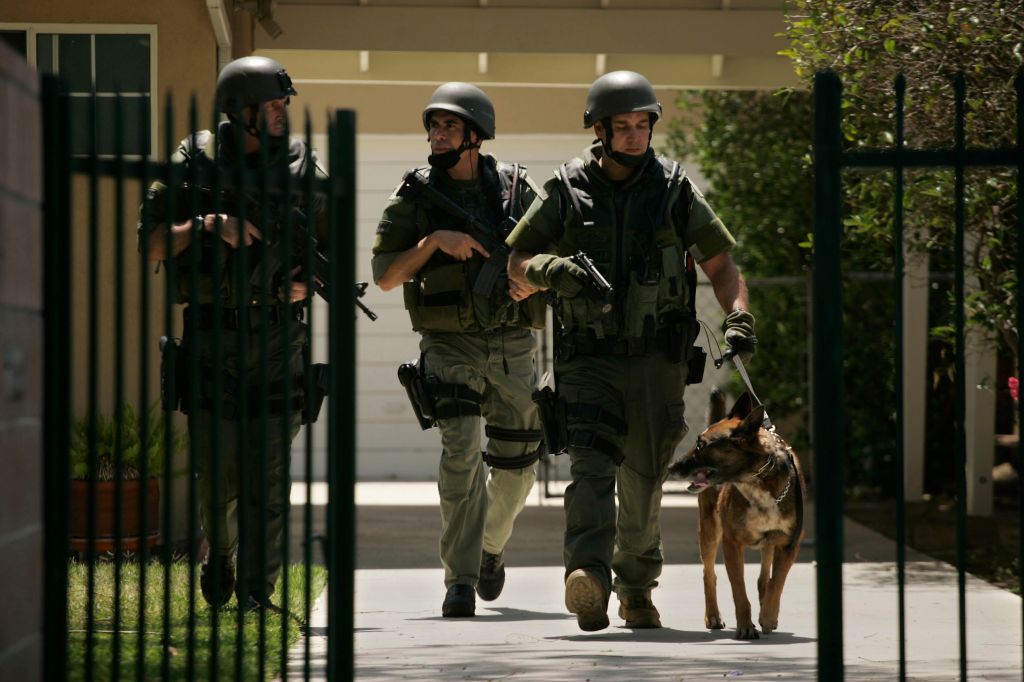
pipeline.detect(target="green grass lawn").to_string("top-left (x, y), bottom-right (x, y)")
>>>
top-left (67, 559), bottom-right (329, 681)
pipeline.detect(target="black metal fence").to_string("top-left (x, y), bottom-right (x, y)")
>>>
top-left (812, 70), bottom-right (1024, 680)
top-left (41, 76), bottom-right (356, 681)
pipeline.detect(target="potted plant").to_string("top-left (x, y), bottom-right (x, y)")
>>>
top-left (69, 403), bottom-right (185, 553)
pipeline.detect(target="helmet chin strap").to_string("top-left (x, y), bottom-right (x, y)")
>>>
top-left (235, 105), bottom-right (286, 140)
top-left (599, 116), bottom-right (655, 168)
top-left (427, 132), bottom-right (480, 172)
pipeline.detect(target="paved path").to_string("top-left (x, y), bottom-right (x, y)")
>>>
top-left (280, 482), bottom-right (1023, 681)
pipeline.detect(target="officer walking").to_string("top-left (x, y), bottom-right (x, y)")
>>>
top-left (372, 83), bottom-right (546, 618)
top-left (507, 71), bottom-right (757, 631)
top-left (141, 56), bottom-right (328, 610)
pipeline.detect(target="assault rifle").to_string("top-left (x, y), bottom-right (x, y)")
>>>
top-left (236, 193), bottom-right (378, 321)
top-left (396, 169), bottom-right (512, 297)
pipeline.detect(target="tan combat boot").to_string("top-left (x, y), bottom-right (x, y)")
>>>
top-left (564, 568), bottom-right (609, 632)
top-left (618, 592), bottom-right (662, 628)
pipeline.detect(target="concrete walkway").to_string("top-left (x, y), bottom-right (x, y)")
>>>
top-left (283, 482), bottom-right (1023, 681)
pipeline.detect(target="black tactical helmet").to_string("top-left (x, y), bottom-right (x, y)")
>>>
top-left (422, 82), bottom-right (496, 140)
top-left (583, 70), bottom-right (662, 128)
top-left (216, 56), bottom-right (297, 114)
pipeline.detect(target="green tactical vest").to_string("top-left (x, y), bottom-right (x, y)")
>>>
top-left (168, 122), bottom-right (316, 306)
top-left (555, 153), bottom-right (691, 341)
top-left (402, 158), bottom-right (546, 333)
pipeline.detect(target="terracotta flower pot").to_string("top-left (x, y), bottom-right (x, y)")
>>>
top-left (70, 478), bottom-right (160, 553)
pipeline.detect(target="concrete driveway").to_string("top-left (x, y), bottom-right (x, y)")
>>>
top-left (285, 482), bottom-right (1023, 681)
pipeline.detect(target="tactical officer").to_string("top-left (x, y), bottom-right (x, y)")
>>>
top-left (507, 71), bottom-right (757, 632)
top-left (372, 83), bottom-right (546, 618)
top-left (141, 55), bottom-right (328, 610)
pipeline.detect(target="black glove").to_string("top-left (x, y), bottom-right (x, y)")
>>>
top-left (722, 309), bottom-right (757, 363)
top-left (524, 254), bottom-right (587, 298)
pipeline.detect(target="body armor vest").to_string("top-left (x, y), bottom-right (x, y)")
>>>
top-left (168, 122), bottom-right (315, 306)
top-left (555, 154), bottom-right (692, 343)
top-left (402, 158), bottom-right (546, 332)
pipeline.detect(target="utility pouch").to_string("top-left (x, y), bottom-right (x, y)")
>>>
top-left (686, 346), bottom-right (707, 385)
top-left (404, 262), bottom-right (475, 332)
top-left (159, 336), bottom-right (183, 412)
top-left (397, 361), bottom-right (434, 430)
top-left (302, 363), bottom-right (330, 424)
top-left (532, 385), bottom-right (568, 456)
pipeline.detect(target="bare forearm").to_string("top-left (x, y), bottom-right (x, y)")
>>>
top-left (702, 253), bottom-right (749, 313)
top-left (144, 219), bottom-right (196, 261)
top-left (377, 234), bottom-right (440, 292)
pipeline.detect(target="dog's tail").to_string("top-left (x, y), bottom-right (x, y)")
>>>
top-left (707, 386), bottom-right (727, 425)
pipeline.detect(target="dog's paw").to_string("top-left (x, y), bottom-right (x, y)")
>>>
top-left (759, 617), bottom-right (778, 634)
top-left (735, 623), bottom-right (760, 640)
top-left (706, 615), bottom-right (726, 630)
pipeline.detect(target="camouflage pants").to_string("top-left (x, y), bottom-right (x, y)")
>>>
top-left (558, 351), bottom-right (688, 599)
top-left (420, 328), bottom-right (541, 588)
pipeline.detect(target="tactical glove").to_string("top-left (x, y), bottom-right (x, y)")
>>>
top-left (524, 254), bottom-right (586, 298)
top-left (722, 309), bottom-right (758, 363)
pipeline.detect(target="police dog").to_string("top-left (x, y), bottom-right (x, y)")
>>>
top-left (668, 389), bottom-right (804, 639)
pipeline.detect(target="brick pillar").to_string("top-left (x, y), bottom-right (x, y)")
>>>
top-left (0, 41), bottom-right (43, 681)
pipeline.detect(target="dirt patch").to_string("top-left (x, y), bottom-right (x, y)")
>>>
top-left (845, 491), bottom-right (1021, 594)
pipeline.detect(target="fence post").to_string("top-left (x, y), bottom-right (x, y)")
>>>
top-left (327, 109), bottom-right (357, 681)
top-left (812, 70), bottom-right (845, 682)
top-left (41, 74), bottom-right (71, 682)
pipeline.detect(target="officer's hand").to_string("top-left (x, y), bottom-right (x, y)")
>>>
top-left (279, 265), bottom-right (310, 303)
top-left (431, 230), bottom-right (490, 261)
top-left (722, 309), bottom-right (758, 363)
top-left (203, 213), bottom-right (262, 248)
top-left (524, 254), bottom-right (586, 297)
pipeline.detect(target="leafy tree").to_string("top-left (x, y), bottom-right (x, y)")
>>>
top-left (784, 0), bottom-right (1023, 356)
top-left (665, 0), bottom-right (1024, 494)
top-left (665, 91), bottom-right (899, 492)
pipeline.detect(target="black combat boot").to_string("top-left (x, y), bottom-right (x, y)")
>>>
top-left (441, 584), bottom-right (475, 618)
top-left (476, 550), bottom-right (506, 601)
top-left (200, 557), bottom-right (236, 608)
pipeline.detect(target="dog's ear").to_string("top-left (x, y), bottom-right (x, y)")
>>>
top-left (732, 403), bottom-right (765, 442)
top-left (728, 392), bottom-right (754, 420)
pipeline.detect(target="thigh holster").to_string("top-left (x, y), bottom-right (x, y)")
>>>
top-left (397, 357), bottom-right (483, 429)
top-left (532, 386), bottom-right (568, 456)
top-left (566, 401), bottom-right (627, 465)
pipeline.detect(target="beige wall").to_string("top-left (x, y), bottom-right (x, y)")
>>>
top-left (5, 0), bottom-right (230, 542)
top-left (3, 0), bottom-right (224, 417)
top-left (3, 0), bottom-right (221, 143)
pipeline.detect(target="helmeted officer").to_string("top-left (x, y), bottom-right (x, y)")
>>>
top-left (507, 71), bottom-right (756, 631)
top-left (140, 55), bottom-right (328, 611)
top-left (371, 82), bottom-right (546, 617)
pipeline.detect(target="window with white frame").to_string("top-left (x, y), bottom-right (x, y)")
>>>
top-left (1, 25), bottom-right (156, 157)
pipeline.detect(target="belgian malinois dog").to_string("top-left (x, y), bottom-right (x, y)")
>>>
top-left (668, 389), bottom-right (804, 639)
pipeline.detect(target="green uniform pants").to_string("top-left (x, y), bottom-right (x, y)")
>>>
top-left (558, 350), bottom-right (688, 599)
top-left (188, 318), bottom-right (306, 600)
top-left (420, 328), bottom-right (541, 588)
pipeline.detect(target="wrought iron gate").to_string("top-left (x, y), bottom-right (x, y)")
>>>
top-left (812, 70), bottom-right (1024, 681)
top-left (41, 75), bottom-right (357, 681)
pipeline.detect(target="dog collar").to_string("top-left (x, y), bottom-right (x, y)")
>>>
top-left (775, 474), bottom-right (793, 504)
top-left (754, 451), bottom-right (793, 504)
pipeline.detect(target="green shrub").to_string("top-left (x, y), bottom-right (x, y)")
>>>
top-left (70, 403), bottom-right (186, 481)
